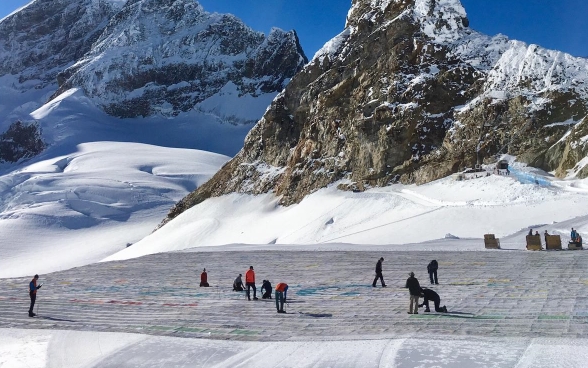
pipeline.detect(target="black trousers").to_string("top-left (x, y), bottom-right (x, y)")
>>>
top-left (246, 282), bottom-right (256, 299)
top-left (372, 272), bottom-right (385, 286)
top-left (429, 270), bottom-right (438, 284)
top-left (29, 293), bottom-right (36, 314)
top-left (423, 297), bottom-right (443, 312)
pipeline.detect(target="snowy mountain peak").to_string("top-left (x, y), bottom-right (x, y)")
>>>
top-left (412, 0), bottom-right (469, 43)
top-left (51, 0), bottom-right (307, 119)
top-left (165, 0), bottom-right (588, 225)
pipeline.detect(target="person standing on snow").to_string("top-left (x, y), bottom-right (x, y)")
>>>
top-left (245, 266), bottom-right (258, 301)
top-left (275, 282), bottom-right (288, 313)
top-left (28, 274), bottom-right (42, 317)
top-left (261, 280), bottom-right (272, 299)
top-left (427, 260), bottom-right (439, 285)
top-left (233, 274), bottom-right (244, 291)
top-left (372, 257), bottom-right (386, 287)
top-left (405, 272), bottom-right (421, 314)
top-left (419, 287), bottom-right (447, 313)
top-left (200, 268), bottom-right (209, 287)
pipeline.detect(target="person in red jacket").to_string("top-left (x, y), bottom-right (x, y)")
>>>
top-left (245, 266), bottom-right (258, 301)
top-left (275, 282), bottom-right (288, 313)
top-left (28, 274), bottom-right (42, 317)
top-left (200, 268), bottom-right (209, 287)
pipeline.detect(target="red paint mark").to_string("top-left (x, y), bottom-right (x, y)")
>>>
top-left (162, 303), bottom-right (198, 307)
top-left (107, 300), bottom-right (143, 305)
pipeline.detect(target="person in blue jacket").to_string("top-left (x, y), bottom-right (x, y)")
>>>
top-left (28, 274), bottom-right (42, 317)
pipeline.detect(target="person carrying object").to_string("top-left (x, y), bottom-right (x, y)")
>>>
top-left (28, 274), bottom-right (42, 317)
top-left (275, 283), bottom-right (288, 313)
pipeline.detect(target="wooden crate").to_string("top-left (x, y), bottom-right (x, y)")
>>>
top-left (545, 235), bottom-right (562, 250)
top-left (568, 242), bottom-right (583, 250)
top-left (484, 234), bottom-right (500, 249)
top-left (526, 235), bottom-right (543, 251)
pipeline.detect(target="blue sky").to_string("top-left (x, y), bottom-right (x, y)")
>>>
top-left (1, 0), bottom-right (586, 58)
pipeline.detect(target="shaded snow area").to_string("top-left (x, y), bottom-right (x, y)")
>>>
top-left (4, 250), bottom-right (588, 367)
top-left (0, 142), bottom-right (228, 278)
top-left (108, 172), bottom-right (588, 261)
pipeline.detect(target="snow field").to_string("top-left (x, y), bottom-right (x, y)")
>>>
top-left (0, 141), bottom-right (228, 278)
top-left (4, 250), bottom-right (588, 366)
top-left (3, 328), bottom-right (588, 368)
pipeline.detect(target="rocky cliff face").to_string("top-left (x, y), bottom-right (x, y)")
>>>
top-left (53, 0), bottom-right (307, 120)
top-left (164, 0), bottom-right (588, 224)
top-left (0, 0), bottom-right (124, 88)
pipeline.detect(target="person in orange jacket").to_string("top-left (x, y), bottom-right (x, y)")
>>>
top-left (245, 266), bottom-right (258, 301)
top-left (28, 274), bottom-right (42, 317)
top-left (200, 268), bottom-right (209, 287)
top-left (275, 283), bottom-right (288, 313)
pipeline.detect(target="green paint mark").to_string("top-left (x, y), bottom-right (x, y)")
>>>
top-left (474, 315), bottom-right (505, 320)
top-left (175, 327), bottom-right (208, 333)
top-left (230, 329), bottom-right (259, 335)
top-left (410, 314), bottom-right (440, 319)
top-left (538, 315), bottom-right (569, 320)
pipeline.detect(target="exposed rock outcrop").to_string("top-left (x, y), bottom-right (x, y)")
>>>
top-left (163, 0), bottom-right (588, 225)
top-left (0, 0), bottom-right (123, 88)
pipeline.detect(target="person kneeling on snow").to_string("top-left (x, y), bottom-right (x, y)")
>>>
top-left (275, 283), bottom-right (288, 313)
top-left (200, 268), bottom-right (210, 287)
top-left (233, 274), bottom-right (244, 291)
top-left (261, 280), bottom-right (272, 299)
top-left (419, 287), bottom-right (447, 313)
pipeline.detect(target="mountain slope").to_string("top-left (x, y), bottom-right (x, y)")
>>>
top-left (164, 0), bottom-right (588, 224)
top-left (53, 0), bottom-right (307, 120)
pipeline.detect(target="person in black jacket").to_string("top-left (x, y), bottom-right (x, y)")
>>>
top-left (419, 287), bottom-right (447, 313)
top-left (405, 272), bottom-right (421, 314)
top-left (233, 274), bottom-right (244, 291)
top-left (372, 257), bottom-right (386, 287)
top-left (261, 280), bottom-right (272, 299)
top-left (427, 260), bottom-right (439, 285)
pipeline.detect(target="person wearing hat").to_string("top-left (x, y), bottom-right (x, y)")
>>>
top-left (200, 268), bottom-right (209, 287)
top-left (233, 274), bottom-right (244, 291)
top-left (405, 272), bottom-right (421, 314)
top-left (261, 280), bottom-right (272, 299)
top-left (28, 274), bottom-right (42, 317)
top-left (372, 257), bottom-right (386, 287)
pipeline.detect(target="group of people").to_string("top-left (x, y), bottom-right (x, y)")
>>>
top-left (528, 228), bottom-right (583, 247)
top-left (230, 267), bottom-right (289, 313)
top-left (28, 257), bottom-right (448, 317)
top-left (372, 258), bottom-right (447, 314)
top-left (571, 228), bottom-right (583, 246)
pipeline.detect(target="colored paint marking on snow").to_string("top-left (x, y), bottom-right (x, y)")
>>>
top-left (107, 300), bottom-right (143, 305)
top-left (230, 329), bottom-right (259, 335)
top-left (538, 315), bottom-right (569, 320)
